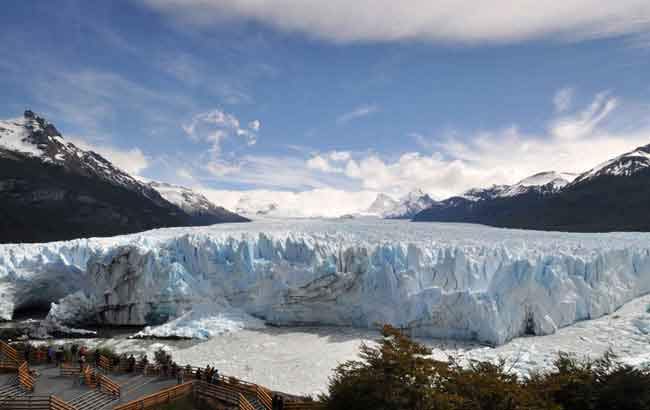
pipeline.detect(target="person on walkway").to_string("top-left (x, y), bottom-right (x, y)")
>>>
top-left (128, 355), bottom-right (136, 373)
top-left (70, 344), bottom-right (78, 362)
top-left (23, 344), bottom-right (31, 363)
top-left (55, 346), bottom-right (64, 367)
top-left (211, 368), bottom-right (220, 385)
top-left (47, 346), bottom-right (54, 365)
top-left (79, 354), bottom-right (86, 372)
top-left (177, 368), bottom-right (184, 385)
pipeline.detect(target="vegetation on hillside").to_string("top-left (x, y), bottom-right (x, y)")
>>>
top-left (321, 325), bottom-right (650, 410)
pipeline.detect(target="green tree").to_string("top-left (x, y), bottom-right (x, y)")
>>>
top-left (322, 324), bottom-right (446, 410)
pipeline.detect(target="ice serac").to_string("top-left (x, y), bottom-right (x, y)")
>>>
top-left (2, 220), bottom-right (650, 345)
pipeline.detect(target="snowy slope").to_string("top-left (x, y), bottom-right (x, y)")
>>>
top-left (383, 189), bottom-right (435, 218)
top-left (3, 219), bottom-right (650, 345)
top-left (148, 181), bottom-right (245, 223)
top-left (234, 196), bottom-right (281, 216)
top-left (0, 111), bottom-right (165, 203)
top-left (461, 171), bottom-right (577, 201)
top-left (365, 193), bottom-right (398, 216)
top-left (571, 143), bottom-right (650, 185)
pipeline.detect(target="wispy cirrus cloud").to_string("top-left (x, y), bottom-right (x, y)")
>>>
top-left (336, 104), bottom-right (379, 124)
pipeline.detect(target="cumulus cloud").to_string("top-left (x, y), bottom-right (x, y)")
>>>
top-left (139, 0), bottom-right (650, 44)
top-left (183, 109), bottom-right (260, 155)
top-left (67, 137), bottom-right (150, 176)
top-left (337, 104), bottom-right (379, 124)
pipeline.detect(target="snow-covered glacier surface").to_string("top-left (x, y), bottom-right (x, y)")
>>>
top-left (2, 218), bottom-right (650, 345)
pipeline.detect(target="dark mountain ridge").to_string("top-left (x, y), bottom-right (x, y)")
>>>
top-left (413, 143), bottom-right (650, 232)
top-left (0, 111), bottom-right (247, 243)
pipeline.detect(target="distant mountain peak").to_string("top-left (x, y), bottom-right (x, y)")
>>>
top-left (572, 143), bottom-right (650, 185)
top-left (366, 193), bottom-right (398, 216)
top-left (0, 111), bottom-right (247, 243)
top-left (383, 188), bottom-right (435, 219)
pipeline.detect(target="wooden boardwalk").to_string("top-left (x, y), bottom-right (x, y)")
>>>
top-left (0, 341), bottom-right (323, 410)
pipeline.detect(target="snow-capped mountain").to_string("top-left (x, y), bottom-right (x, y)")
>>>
top-left (462, 171), bottom-right (577, 201)
top-left (0, 111), bottom-right (167, 205)
top-left (148, 181), bottom-right (247, 225)
top-left (414, 144), bottom-right (650, 232)
top-left (0, 110), bottom-right (247, 243)
top-left (571, 144), bottom-right (650, 185)
top-left (235, 196), bottom-right (280, 216)
top-left (365, 193), bottom-right (399, 216)
top-left (383, 189), bottom-right (436, 219)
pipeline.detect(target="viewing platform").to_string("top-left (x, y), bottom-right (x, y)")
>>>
top-left (0, 340), bottom-right (323, 410)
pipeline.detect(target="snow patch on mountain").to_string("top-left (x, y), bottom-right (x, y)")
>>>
top-left (383, 189), bottom-right (435, 218)
top-left (572, 144), bottom-right (650, 185)
top-left (460, 171), bottom-right (577, 201)
top-left (148, 181), bottom-right (239, 219)
top-left (365, 193), bottom-right (399, 216)
top-left (235, 196), bottom-right (281, 217)
top-left (0, 116), bottom-right (43, 156)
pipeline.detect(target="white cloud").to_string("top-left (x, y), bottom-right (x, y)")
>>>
top-left (67, 137), bottom-right (150, 176)
top-left (306, 150), bottom-right (352, 173)
top-left (553, 87), bottom-right (575, 112)
top-left (336, 104), bottom-right (379, 124)
top-left (183, 109), bottom-right (260, 155)
top-left (140, 0), bottom-right (650, 44)
top-left (200, 188), bottom-right (378, 218)
top-left (174, 91), bottom-right (650, 216)
top-left (550, 91), bottom-right (618, 139)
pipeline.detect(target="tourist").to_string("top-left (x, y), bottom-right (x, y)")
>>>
top-left (55, 346), bottom-right (64, 366)
top-left (177, 367), bottom-right (184, 385)
top-left (70, 344), bottom-right (78, 362)
top-left (47, 346), bottom-right (54, 365)
top-left (24, 344), bottom-right (31, 363)
top-left (79, 354), bottom-right (86, 372)
top-left (195, 367), bottom-right (201, 381)
top-left (185, 364), bottom-right (192, 379)
top-left (211, 368), bottom-right (220, 385)
top-left (128, 355), bottom-right (136, 373)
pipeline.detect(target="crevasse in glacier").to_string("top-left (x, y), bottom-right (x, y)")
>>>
top-left (1, 218), bottom-right (650, 345)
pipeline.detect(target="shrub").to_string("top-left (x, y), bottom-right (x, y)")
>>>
top-left (321, 325), bottom-right (650, 410)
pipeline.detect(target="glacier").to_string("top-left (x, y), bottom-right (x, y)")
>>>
top-left (1, 218), bottom-right (650, 345)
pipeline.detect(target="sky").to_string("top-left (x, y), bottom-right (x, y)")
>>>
top-left (1, 0), bottom-right (650, 216)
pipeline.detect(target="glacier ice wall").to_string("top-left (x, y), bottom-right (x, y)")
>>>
top-left (1, 218), bottom-right (650, 345)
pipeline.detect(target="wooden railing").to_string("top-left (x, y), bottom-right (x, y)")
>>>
top-left (59, 364), bottom-right (81, 377)
top-left (238, 395), bottom-right (255, 410)
top-left (18, 362), bottom-right (35, 392)
top-left (97, 374), bottom-right (121, 397)
top-left (0, 395), bottom-right (50, 410)
top-left (113, 381), bottom-right (194, 410)
top-left (283, 402), bottom-right (326, 410)
top-left (98, 355), bottom-right (111, 372)
top-left (0, 359), bottom-right (21, 371)
top-left (0, 395), bottom-right (76, 410)
top-left (83, 367), bottom-right (97, 389)
top-left (0, 340), bottom-right (20, 365)
top-left (49, 396), bottom-right (77, 410)
top-left (256, 385), bottom-right (273, 410)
